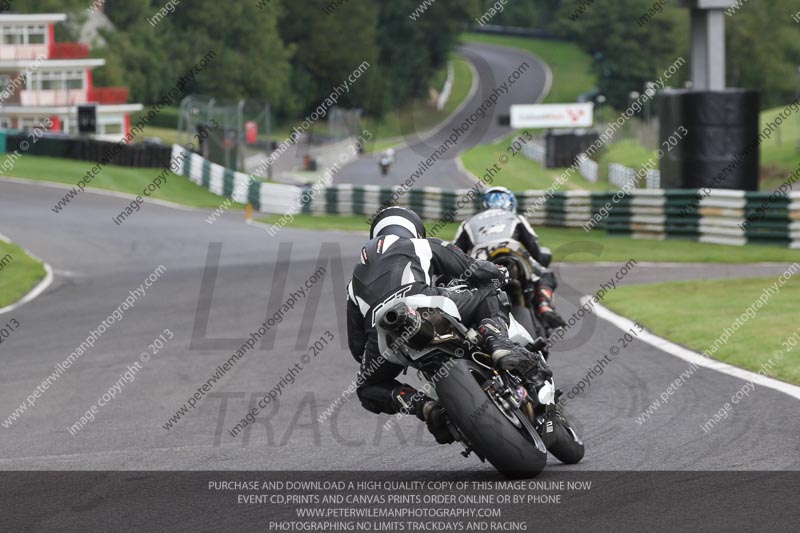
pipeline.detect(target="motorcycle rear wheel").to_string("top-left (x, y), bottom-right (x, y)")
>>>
top-left (436, 359), bottom-right (547, 478)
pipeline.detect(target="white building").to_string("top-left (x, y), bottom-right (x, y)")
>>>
top-left (0, 13), bottom-right (142, 141)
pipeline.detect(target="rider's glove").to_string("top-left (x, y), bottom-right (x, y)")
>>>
top-left (495, 265), bottom-right (511, 287)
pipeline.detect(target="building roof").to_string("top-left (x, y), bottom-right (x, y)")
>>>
top-left (0, 58), bottom-right (106, 70)
top-left (0, 14), bottom-right (68, 24)
top-left (0, 104), bottom-right (144, 115)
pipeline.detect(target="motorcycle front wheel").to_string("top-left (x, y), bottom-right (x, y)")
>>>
top-left (547, 407), bottom-right (585, 464)
top-left (436, 359), bottom-right (547, 479)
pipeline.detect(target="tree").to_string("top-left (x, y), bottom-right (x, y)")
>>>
top-left (556, 0), bottom-right (686, 109)
top-left (279, 0), bottom-right (378, 118)
top-left (98, 0), bottom-right (292, 107)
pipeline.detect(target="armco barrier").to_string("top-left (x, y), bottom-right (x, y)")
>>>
top-left (171, 145), bottom-right (301, 212)
top-left (172, 146), bottom-right (800, 249)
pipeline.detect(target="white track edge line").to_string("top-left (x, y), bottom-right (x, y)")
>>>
top-left (583, 296), bottom-right (800, 401)
top-left (0, 232), bottom-right (55, 316)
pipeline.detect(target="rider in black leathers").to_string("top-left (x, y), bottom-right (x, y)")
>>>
top-left (347, 207), bottom-right (549, 444)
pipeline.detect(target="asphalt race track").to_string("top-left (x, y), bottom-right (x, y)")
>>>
top-left (334, 42), bottom-right (551, 188)
top-left (1, 178), bottom-right (798, 474)
top-left (1, 38), bottom-right (798, 532)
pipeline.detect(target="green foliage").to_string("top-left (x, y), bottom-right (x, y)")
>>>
top-left (556, 0), bottom-right (686, 109)
top-left (98, 0), bottom-right (292, 108)
top-left (550, 0), bottom-right (796, 110)
top-left (76, 0), bottom-right (477, 123)
top-left (279, 0), bottom-right (378, 118)
top-left (367, 0), bottom-right (478, 116)
top-left (726, 0), bottom-right (800, 108)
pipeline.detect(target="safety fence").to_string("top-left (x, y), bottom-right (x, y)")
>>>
top-left (172, 144), bottom-right (301, 213)
top-left (521, 143), bottom-right (659, 189)
top-left (172, 146), bottom-right (800, 249)
top-left (608, 162), bottom-right (661, 189)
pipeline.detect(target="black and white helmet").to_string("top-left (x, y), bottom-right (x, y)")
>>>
top-left (369, 207), bottom-right (426, 240)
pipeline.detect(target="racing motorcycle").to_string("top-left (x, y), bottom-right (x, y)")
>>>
top-left (470, 239), bottom-right (556, 359)
top-left (378, 149), bottom-right (395, 176)
top-left (378, 155), bottom-right (392, 176)
top-left (375, 291), bottom-right (584, 479)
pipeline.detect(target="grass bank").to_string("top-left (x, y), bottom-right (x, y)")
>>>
top-left (0, 239), bottom-right (47, 309)
top-left (0, 155), bottom-right (241, 209)
top-left (603, 275), bottom-right (800, 384)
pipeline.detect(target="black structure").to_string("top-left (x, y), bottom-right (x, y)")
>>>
top-left (659, 88), bottom-right (760, 191)
top-left (4, 132), bottom-right (173, 169)
top-left (77, 105), bottom-right (98, 135)
top-left (544, 130), bottom-right (599, 168)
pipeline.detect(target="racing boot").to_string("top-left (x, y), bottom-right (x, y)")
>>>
top-left (535, 287), bottom-right (566, 331)
top-left (392, 386), bottom-right (455, 444)
top-left (478, 318), bottom-right (535, 371)
top-left (421, 401), bottom-right (455, 445)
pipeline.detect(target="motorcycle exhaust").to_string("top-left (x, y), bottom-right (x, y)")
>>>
top-left (379, 303), bottom-right (435, 350)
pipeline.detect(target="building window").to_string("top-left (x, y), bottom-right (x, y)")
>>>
top-left (29, 71), bottom-right (85, 91)
top-left (0, 74), bottom-right (12, 92)
top-left (18, 117), bottom-right (51, 130)
top-left (42, 78), bottom-right (65, 90)
top-left (0, 24), bottom-right (47, 45)
top-left (28, 25), bottom-right (47, 44)
top-left (101, 123), bottom-right (123, 135)
top-left (2, 27), bottom-right (24, 45)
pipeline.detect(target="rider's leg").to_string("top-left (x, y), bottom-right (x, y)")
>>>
top-left (534, 270), bottom-right (566, 330)
top-left (426, 285), bottom-right (536, 371)
top-left (356, 345), bottom-right (454, 444)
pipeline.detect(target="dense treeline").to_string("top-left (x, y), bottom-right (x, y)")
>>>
top-left (15, 0), bottom-right (800, 115)
top-left (15, 0), bottom-right (477, 121)
top-left (478, 0), bottom-right (800, 109)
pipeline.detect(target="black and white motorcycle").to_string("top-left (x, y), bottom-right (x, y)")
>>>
top-left (378, 148), bottom-right (395, 176)
top-left (471, 238), bottom-right (556, 359)
top-left (375, 292), bottom-right (584, 478)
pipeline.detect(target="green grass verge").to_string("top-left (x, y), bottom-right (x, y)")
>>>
top-left (603, 276), bottom-right (800, 385)
top-left (759, 105), bottom-right (800, 191)
top-left (0, 240), bottom-right (46, 309)
top-left (595, 139), bottom-right (658, 182)
top-left (0, 155), bottom-right (242, 209)
top-left (461, 132), bottom-right (610, 192)
top-left (255, 214), bottom-right (800, 264)
top-left (462, 33), bottom-right (596, 104)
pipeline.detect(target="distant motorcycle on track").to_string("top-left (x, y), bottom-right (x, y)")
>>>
top-left (378, 148), bottom-right (395, 176)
